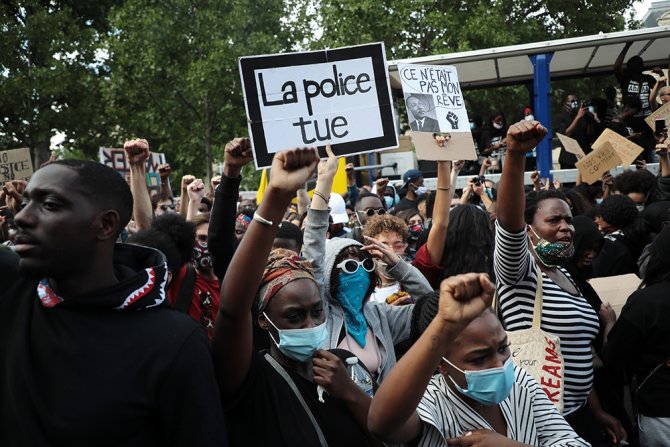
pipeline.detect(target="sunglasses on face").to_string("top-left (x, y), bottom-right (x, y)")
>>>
top-left (159, 204), bottom-right (176, 211)
top-left (358, 208), bottom-right (386, 217)
top-left (336, 257), bottom-right (376, 274)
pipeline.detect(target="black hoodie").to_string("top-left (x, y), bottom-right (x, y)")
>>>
top-left (0, 244), bottom-right (227, 447)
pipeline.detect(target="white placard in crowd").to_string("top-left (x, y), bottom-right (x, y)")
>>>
top-left (98, 147), bottom-right (167, 194)
top-left (397, 64), bottom-right (477, 161)
top-left (239, 43), bottom-right (398, 169)
top-left (0, 148), bottom-right (33, 182)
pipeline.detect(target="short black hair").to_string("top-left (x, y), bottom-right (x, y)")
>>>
top-left (597, 194), bottom-right (639, 231)
top-left (52, 160), bottom-right (133, 235)
top-left (524, 189), bottom-right (568, 225)
top-left (275, 221), bottom-right (303, 248)
top-left (612, 169), bottom-right (655, 196)
top-left (355, 191), bottom-right (384, 209)
top-left (128, 229), bottom-right (181, 274)
top-left (150, 213), bottom-right (196, 265)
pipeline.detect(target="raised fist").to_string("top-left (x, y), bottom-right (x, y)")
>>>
top-left (158, 163), bottom-right (172, 179)
top-left (446, 111), bottom-right (459, 129)
top-left (124, 139), bottom-right (150, 166)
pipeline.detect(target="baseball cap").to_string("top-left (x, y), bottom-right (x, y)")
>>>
top-left (328, 193), bottom-right (349, 224)
top-left (402, 169), bottom-right (423, 188)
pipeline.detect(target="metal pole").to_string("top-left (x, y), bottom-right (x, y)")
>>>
top-left (529, 53), bottom-right (554, 179)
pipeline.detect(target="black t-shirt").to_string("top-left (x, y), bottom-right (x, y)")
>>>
top-left (617, 71), bottom-right (657, 133)
top-left (556, 112), bottom-right (594, 167)
top-left (225, 351), bottom-right (370, 447)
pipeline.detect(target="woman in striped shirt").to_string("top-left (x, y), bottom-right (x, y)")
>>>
top-left (367, 273), bottom-right (588, 446)
top-left (494, 120), bottom-right (626, 444)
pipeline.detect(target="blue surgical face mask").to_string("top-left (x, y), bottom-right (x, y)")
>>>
top-left (469, 122), bottom-right (476, 130)
top-left (263, 312), bottom-right (328, 362)
top-left (443, 356), bottom-right (515, 406)
top-left (384, 194), bottom-right (400, 210)
top-left (596, 198), bottom-right (604, 205)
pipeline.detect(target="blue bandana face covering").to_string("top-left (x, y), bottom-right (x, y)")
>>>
top-left (336, 268), bottom-right (371, 347)
top-left (263, 313), bottom-right (328, 362)
top-left (443, 357), bottom-right (515, 406)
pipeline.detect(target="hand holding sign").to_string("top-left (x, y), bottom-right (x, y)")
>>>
top-left (575, 142), bottom-right (621, 185)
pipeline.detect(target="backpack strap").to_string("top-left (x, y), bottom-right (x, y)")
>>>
top-left (264, 354), bottom-right (328, 447)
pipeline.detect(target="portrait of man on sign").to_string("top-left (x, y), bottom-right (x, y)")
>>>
top-left (406, 94), bottom-right (440, 132)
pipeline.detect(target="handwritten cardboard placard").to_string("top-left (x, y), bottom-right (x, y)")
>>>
top-left (592, 128), bottom-right (644, 166)
top-left (0, 148), bottom-right (33, 182)
top-left (588, 274), bottom-right (641, 317)
top-left (239, 43), bottom-right (397, 169)
top-left (98, 147), bottom-right (167, 194)
top-left (575, 141), bottom-right (621, 184)
top-left (645, 101), bottom-right (670, 131)
top-left (397, 64), bottom-right (476, 161)
top-left (556, 133), bottom-right (586, 160)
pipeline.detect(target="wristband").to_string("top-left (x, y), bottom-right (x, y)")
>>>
top-left (253, 212), bottom-right (273, 227)
top-left (313, 190), bottom-right (330, 204)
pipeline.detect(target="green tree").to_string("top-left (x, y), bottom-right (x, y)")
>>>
top-left (0, 1), bottom-right (121, 167)
top-left (103, 0), bottom-right (309, 185)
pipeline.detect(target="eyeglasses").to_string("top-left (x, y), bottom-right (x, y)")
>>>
top-left (357, 208), bottom-right (386, 217)
top-left (159, 204), bottom-right (176, 211)
top-left (336, 258), bottom-right (376, 274)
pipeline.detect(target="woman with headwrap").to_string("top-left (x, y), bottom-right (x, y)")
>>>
top-left (604, 225), bottom-right (670, 447)
top-left (212, 148), bottom-right (376, 446)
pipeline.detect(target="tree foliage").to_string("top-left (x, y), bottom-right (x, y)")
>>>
top-left (0, 0), bottom-right (121, 166)
top-left (103, 0), bottom-right (306, 183)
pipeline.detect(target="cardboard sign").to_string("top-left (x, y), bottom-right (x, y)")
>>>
top-left (575, 141), bottom-right (621, 184)
top-left (239, 43), bottom-right (398, 169)
top-left (588, 274), bottom-right (641, 317)
top-left (98, 147), bottom-right (167, 194)
top-left (592, 128), bottom-right (644, 166)
top-left (645, 101), bottom-right (670, 131)
top-left (0, 148), bottom-right (33, 182)
top-left (556, 133), bottom-right (586, 160)
top-left (398, 64), bottom-right (476, 161)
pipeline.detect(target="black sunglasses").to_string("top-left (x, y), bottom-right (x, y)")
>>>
top-left (159, 204), bottom-right (176, 211)
top-left (358, 208), bottom-right (386, 217)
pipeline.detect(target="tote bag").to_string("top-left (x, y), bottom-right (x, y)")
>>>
top-left (496, 266), bottom-right (565, 413)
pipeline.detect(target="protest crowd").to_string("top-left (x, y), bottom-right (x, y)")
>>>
top-left (3, 40), bottom-right (670, 447)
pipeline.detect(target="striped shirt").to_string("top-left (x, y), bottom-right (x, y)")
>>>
top-left (494, 221), bottom-right (600, 415)
top-left (416, 367), bottom-right (589, 446)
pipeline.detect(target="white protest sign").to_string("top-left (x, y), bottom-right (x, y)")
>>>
top-left (398, 64), bottom-right (476, 160)
top-left (0, 148), bottom-right (33, 182)
top-left (240, 43), bottom-right (398, 169)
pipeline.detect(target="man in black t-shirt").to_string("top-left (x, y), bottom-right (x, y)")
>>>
top-left (614, 42), bottom-right (657, 161)
top-left (555, 94), bottom-right (599, 169)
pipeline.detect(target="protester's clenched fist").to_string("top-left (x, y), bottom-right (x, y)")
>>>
top-left (181, 175), bottom-right (196, 189)
top-left (224, 138), bottom-right (254, 175)
top-left (124, 139), bottom-right (150, 166)
top-left (269, 148), bottom-right (319, 195)
top-left (187, 179), bottom-right (206, 201)
top-left (157, 163), bottom-right (172, 179)
top-left (438, 273), bottom-right (495, 328)
top-left (506, 120), bottom-right (547, 155)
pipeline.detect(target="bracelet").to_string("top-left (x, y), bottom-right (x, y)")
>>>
top-left (253, 212), bottom-right (273, 226)
top-left (437, 186), bottom-right (452, 191)
top-left (313, 190), bottom-right (330, 204)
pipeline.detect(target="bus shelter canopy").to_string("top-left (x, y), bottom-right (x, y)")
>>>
top-left (388, 26), bottom-right (670, 90)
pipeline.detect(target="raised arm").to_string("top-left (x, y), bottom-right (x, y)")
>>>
top-left (186, 179), bottom-right (206, 221)
top-left (302, 146), bottom-right (338, 288)
top-left (211, 148), bottom-right (319, 396)
top-left (177, 175), bottom-right (195, 217)
top-left (614, 42), bottom-right (632, 80)
top-left (367, 273), bottom-right (495, 443)
top-left (496, 120), bottom-right (548, 232)
top-left (124, 139), bottom-right (153, 231)
top-left (425, 161), bottom-right (452, 265)
top-left (209, 138), bottom-right (254, 280)
top-left (157, 163), bottom-right (174, 199)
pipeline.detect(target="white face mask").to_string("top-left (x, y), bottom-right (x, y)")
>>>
top-left (525, 114), bottom-right (535, 121)
top-left (636, 204), bottom-right (644, 213)
top-left (415, 186), bottom-right (428, 196)
top-left (493, 122), bottom-right (504, 130)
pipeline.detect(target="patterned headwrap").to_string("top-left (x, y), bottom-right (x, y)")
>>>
top-left (257, 248), bottom-right (318, 313)
top-left (236, 213), bottom-right (252, 228)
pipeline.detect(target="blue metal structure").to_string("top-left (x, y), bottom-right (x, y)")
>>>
top-left (530, 53), bottom-right (554, 179)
